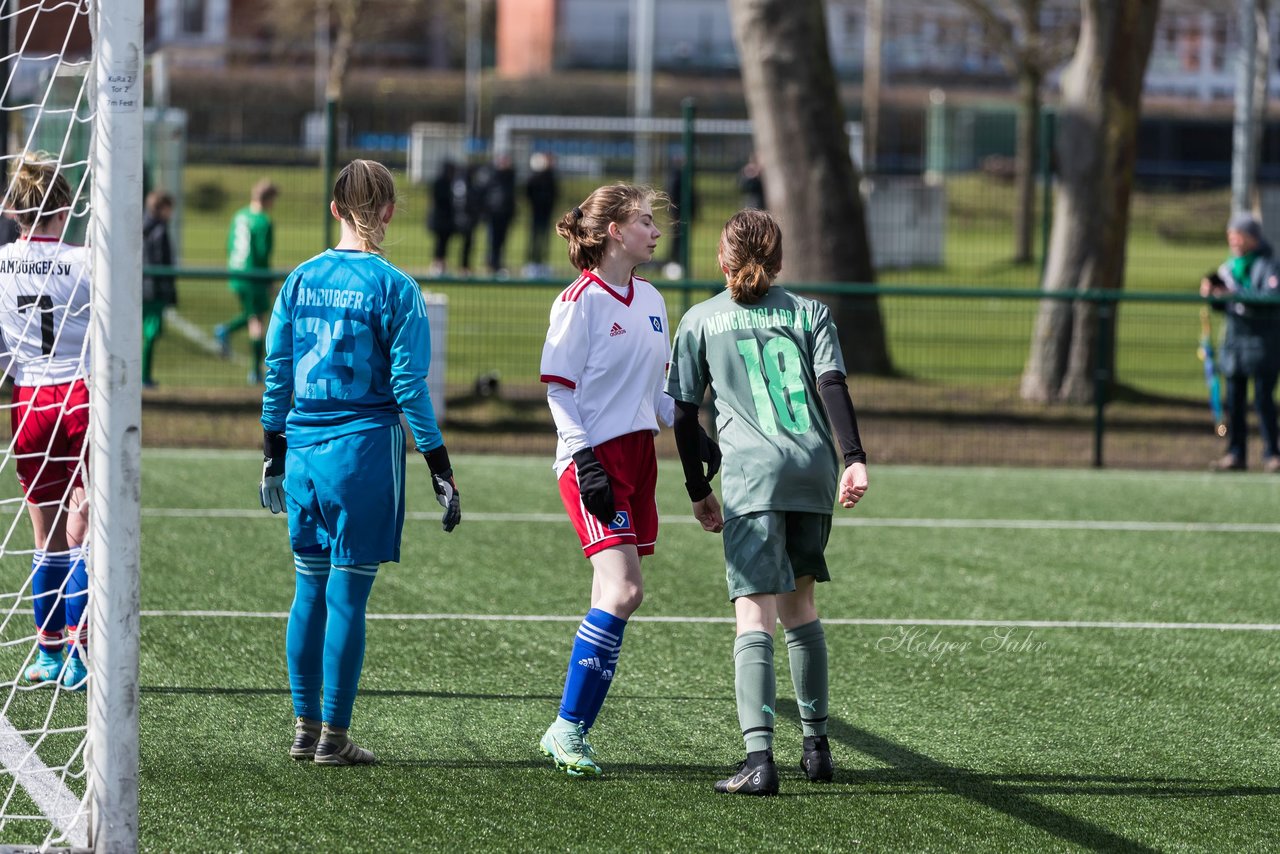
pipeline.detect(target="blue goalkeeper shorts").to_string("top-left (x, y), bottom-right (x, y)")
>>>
top-left (285, 422), bottom-right (407, 566)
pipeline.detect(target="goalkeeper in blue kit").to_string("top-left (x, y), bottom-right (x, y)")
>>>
top-left (259, 160), bottom-right (461, 765)
top-left (666, 209), bottom-right (869, 795)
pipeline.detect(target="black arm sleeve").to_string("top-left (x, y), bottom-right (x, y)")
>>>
top-left (263, 429), bottom-right (287, 461)
top-left (673, 400), bottom-right (713, 501)
top-left (422, 444), bottom-right (454, 480)
top-left (817, 371), bottom-right (867, 466)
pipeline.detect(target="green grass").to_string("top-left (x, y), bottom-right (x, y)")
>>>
top-left (5, 452), bottom-right (1279, 850)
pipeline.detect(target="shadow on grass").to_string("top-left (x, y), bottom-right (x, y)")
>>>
top-left (812, 710), bottom-right (1278, 851)
top-left (141, 685), bottom-right (559, 702)
top-left (139, 685), bottom-right (725, 703)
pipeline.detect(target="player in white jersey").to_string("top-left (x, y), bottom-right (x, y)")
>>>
top-left (537, 183), bottom-right (720, 777)
top-left (0, 154), bottom-right (91, 690)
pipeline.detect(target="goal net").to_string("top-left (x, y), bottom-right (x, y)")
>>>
top-left (0, 1), bottom-right (141, 850)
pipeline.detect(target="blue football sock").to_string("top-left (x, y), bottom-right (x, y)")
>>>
top-left (31, 550), bottom-right (70, 653)
top-left (63, 547), bottom-right (88, 660)
top-left (557, 608), bottom-right (627, 727)
top-left (583, 642), bottom-right (623, 731)
top-left (286, 552), bottom-right (331, 722)
top-left (322, 564), bottom-right (377, 730)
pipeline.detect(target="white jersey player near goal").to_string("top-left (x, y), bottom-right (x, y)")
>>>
top-left (0, 156), bottom-right (92, 693)
top-left (541, 268), bottom-right (674, 482)
top-left (535, 183), bottom-right (720, 781)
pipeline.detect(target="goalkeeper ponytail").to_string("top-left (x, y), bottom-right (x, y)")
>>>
top-left (333, 159), bottom-right (397, 254)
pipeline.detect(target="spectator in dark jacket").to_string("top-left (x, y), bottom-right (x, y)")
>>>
top-left (142, 191), bottom-right (177, 389)
top-left (524, 152), bottom-right (559, 277)
top-left (1201, 212), bottom-right (1280, 472)
top-left (428, 160), bottom-right (474, 276)
top-left (738, 153), bottom-right (766, 210)
top-left (481, 153), bottom-right (517, 276)
top-left (427, 160), bottom-right (455, 275)
top-left (665, 156), bottom-right (698, 278)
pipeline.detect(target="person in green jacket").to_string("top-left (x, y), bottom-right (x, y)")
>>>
top-left (1201, 212), bottom-right (1280, 472)
top-left (215, 178), bottom-right (279, 384)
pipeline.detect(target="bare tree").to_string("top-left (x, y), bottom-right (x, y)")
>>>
top-left (727, 0), bottom-right (892, 374)
top-left (1239, 0), bottom-right (1271, 215)
top-left (1020, 0), bottom-right (1161, 404)
top-left (263, 0), bottom-right (432, 102)
top-left (1252, 0), bottom-right (1271, 216)
top-left (951, 0), bottom-right (1076, 264)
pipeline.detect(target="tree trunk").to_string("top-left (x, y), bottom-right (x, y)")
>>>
top-left (727, 0), bottom-right (893, 374)
top-left (325, 0), bottom-right (360, 102)
top-left (1251, 0), bottom-right (1270, 215)
top-left (1014, 65), bottom-right (1042, 264)
top-left (1020, 0), bottom-right (1160, 404)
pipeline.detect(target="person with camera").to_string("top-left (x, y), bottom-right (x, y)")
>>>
top-left (1200, 212), bottom-right (1280, 472)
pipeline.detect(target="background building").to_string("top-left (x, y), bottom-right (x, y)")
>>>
top-left (496, 0), bottom-right (1280, 103)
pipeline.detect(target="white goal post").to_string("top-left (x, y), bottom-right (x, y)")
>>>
top-left (0, 0), bottom-right (141, 850)
top-left (88, 0), bottom-right (143, 851)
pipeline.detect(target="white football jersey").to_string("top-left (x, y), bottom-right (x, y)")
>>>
top-left (541, 271), bottom-right (673, 475)
top-left (0, 237), bottom-right (90, 386)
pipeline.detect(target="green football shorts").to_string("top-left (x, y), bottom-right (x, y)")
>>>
top-left (722, 510), bottom-right (832, 601)
top-left (229, 277), bottom-right (272, 317)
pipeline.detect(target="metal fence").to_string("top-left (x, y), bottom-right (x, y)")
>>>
top-left (140, 269), bottom-right (1253, 471)
top-left (127, 95), bottom-right (1273, 469)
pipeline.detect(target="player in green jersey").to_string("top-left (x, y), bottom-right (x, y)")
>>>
top-left (216, 178), bottom-right (279, 384)
top-left (666, 209), bottom-right (869, 796)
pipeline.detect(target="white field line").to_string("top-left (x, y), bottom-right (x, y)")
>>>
top-left (141, 506), bottom-right (1280, 534)
top-left (0, 718), bottom-right (86, 847)
top-left (137, 610), bottom-right (1280, 632)
top-left (139, 448), bottom-right (1280, 483)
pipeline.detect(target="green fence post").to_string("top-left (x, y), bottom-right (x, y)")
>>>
top-left (323, 97), bottom-right (338, 250)
top-left (925, 88), bottom-right (948, 179)
top-left (680, 97), bottom-right (695, 292)
top-left (1092, 297), bottom-right (1114, 468)
top-left (1039, 109), bottom-right (1054, 277)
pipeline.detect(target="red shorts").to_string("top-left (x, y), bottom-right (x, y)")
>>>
top-left (11, 380), bottom-right (89, 504)
top-left (558, 430), bottom-right (658, 558)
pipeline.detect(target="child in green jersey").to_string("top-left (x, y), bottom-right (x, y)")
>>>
top-left (666, 208), bottom-right (869, 795)
top-left (216, 178), bottom-right (279, 384)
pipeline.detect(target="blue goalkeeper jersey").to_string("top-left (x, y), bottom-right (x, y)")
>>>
top-left (261, 248), bottom-right (443, 453)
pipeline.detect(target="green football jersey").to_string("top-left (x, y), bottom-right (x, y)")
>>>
top-left (226, 206), bottom-right (274, 285)
top-left (666, 286), bottom-right (846, 521)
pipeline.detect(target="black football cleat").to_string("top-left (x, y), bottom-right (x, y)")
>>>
top-left (290, 716), bottom-right (321, 761)
top-left (714, 751), bottom-right (779, 796)
top-left (801, 735), bottom-right (834, 782)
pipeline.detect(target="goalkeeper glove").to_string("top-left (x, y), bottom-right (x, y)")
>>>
top-left (260, 430), bottom-right (287, 514)
top-left (698, 427), bottom-right (722, 481)
top-left (572, 448), bottom-right (615, 525)
top-left (423, 445), bottom-right (461, 533)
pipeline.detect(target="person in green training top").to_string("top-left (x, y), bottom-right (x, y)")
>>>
top-left (666, 208), bottom-right (869, 796)
top-left (216, 178), bottom-right (279, 384)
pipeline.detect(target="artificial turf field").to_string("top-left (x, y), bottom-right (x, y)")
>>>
top-left (4, 450), bottom-right (1280, 851)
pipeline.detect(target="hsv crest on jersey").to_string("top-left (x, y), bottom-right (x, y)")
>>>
top-left (649, 315), bottom-right (663, 332)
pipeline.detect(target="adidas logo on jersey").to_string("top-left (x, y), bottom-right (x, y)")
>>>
top-left (609, 323), bottom-right (626, 337)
